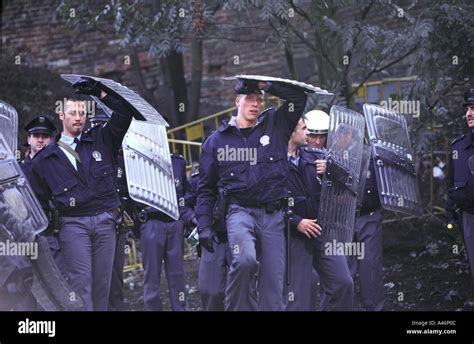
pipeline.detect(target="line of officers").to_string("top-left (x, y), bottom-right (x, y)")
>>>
top-left (14, 78), bottom-right (384, 312)
top-left (16, 79), bottom-right (473, 312)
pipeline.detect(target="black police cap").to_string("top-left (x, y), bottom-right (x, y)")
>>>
top-left (234, 78), bottom-right (263, 95)
top-left (463, 86), bottom-right (474, 107)
top-left (24, 116), bottom-right (56, 135)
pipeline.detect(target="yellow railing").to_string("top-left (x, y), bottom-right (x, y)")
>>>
top-left (352, 76), bottom-right (418, 101)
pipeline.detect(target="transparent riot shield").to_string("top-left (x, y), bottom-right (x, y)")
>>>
top-left (363, 104), bottom-right (421, 215)
top-left (318, 106), bottom-right (365, 243)
top-left (0, 133), bottom-right (48, 240)
top-left (0, 100), bottom-right (18, 157)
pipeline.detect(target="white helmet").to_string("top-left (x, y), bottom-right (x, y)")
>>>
top-left (304, 110), bottom-right (329, 135)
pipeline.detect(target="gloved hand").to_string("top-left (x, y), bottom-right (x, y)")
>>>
top-left (72, 77), bottom-right (103, 97)
top-left (183, 216), bottom-right (198, 237)
top-left (198, 226), bottom-right (215, 253)
top-left (234, 78), bottom-right (262, 94)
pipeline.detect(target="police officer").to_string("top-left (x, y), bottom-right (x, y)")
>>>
top-left (20, 116), bottom-right (68, 279)
top-left (182, 171), bottom-right (232, 311)
top-left (196, 79), bottom-right (307, 311)
top-left (139, 153), bottom-right (189, 311)
top-left (447, 85), bottom-right (474, 278)
top-left (286, 116), bottom-right (353, 311)
top-left (29, 79), bottom-right (134, 311)
top-left (304, 109), bottom-right (329, 150)
top-left (348, 159), bottom-right (384, 311)
top-left (21, 116), bottom-right (56, 179)
top-left (303, 109), bottom-right (326, 310)
top-left (88, 108), bottom-right (129, 311)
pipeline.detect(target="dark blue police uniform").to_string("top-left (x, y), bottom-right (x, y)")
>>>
top-left (196, 81), bottom-right (307, 311)
top-left (29, 93), bottom-right (133, 311)
top-left (183, 172), bottom-right (232, 311)
top-left (140, 154), bottom-right (189, 311)
top-left (349, 158), bottom-right (384, 310)
top-left (448, 130), bottom-right (474, 277)
top-left (285, 146), bottom-right (353, 311)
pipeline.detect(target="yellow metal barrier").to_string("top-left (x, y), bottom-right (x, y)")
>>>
top-left (123, 238), bottom-right (142, 273)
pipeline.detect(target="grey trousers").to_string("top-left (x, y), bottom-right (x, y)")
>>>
top-left (199, 240), bottom-right (232, 311)
top-left (58, 211), bottom-right (117, 311)
top-left (348, 210), bottom-right (384, 311)
top-left (225, 204), bottom-right (285, 311)
top-left (462, 211), bottom-right (474, 278)
top-left (141, 219), bottom-right (187, 311)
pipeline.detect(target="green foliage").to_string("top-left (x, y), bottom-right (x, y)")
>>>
top-left (58, 0), bottom-right (216, 58)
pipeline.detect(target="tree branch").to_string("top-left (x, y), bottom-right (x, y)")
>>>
top-left (349, 44), bottom-right (419, 98)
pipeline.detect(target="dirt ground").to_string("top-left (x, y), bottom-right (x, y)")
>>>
top-left (122, 213), bottom-right (474, 311)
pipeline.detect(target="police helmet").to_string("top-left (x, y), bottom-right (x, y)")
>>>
top-left (303, 110), bottom-right (329, 135)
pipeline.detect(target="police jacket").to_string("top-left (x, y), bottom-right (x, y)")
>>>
top-left (196, 82), bottom-right (307, 228)
top-left (180, 172), bottom-right (199, 226)
top-left (30, 94), bottom-right (133, 217)
top-left (448, 130), bottom-right (474, 212)
top-left (19, 155), bottom-right (34, 183)
top-left (287, 147), bottom-right (324, 233)
top-left (358, 158), bottom-right (381, 215)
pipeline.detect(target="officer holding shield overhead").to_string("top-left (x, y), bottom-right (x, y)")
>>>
top-left (196, 77), bottom-right (307, 311)
top-left (29, 78), bottom-right (134, 311)
top-left (447, 85), bottom-right (474, 278)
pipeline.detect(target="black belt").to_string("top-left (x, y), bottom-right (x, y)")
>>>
top-left (138, 209), bottom-right (174, 223)
top-left (230, 198), bottom-right (285, 213)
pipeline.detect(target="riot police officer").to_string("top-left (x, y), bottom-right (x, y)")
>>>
top-left (348, 159), bottom-right (384, 311)
top-left (196, 79), bottom-right (307, 311)
top-left (139, 154), bottom-right (190, 311)
top-left (87, 108), bottom-right (129, 311)
top-left (286, 116), bottom-right (353, 311)
top-left (29, 79), bottom-right (134, 311)
top-left (447, 85), bottom-right (474, 278)
top-left (20, 116), bottom-right (69, 280)
top-left (21, 116), bottom-right (56, 179)
top-left (183, 171), bottom-right (232, 311)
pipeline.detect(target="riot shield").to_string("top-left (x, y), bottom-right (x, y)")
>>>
top-left (61, 74), bottom-right (179, 220)
top-left (222, 75), bottom-right (333, 95)
top-left (30, 236), bottom-right (84, 311)
top-left (363, 104), bottom-right (421, 215)
top-left (60, 74), bottom-right (168, 125)
top-left (0, 134), bottom-right (48, 239)
top-left (122, 119), bottom-right (179, 220)
top-left (318, 106), bottom-right (365, 243)
top-left (355, 144), bottom-right (372, 214)
top-left (0, 100), bottom-right (18, 157)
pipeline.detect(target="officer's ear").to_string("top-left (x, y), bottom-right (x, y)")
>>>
top-left (58, 111), bottom-right (65, 121)
top-left (235, 95), bottom-right (242, 107)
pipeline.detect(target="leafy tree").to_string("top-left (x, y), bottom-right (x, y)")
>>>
top-left (59, 0), bottom-right (220, 126)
